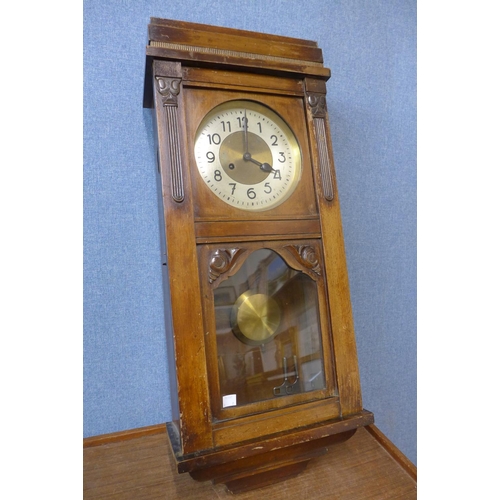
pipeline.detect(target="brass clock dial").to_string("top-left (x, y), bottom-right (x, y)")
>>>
top-left (194, 100), bottom-right (302, 211)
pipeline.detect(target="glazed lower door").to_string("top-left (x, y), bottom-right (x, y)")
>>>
top-left (200, 241), bottom-right (338, 422)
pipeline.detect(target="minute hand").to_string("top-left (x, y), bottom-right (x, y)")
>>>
top-left (243, 109), bottom-right (249, 155)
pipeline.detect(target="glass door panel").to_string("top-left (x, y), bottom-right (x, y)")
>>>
top-left (213, 248), bottom-right (326, 408)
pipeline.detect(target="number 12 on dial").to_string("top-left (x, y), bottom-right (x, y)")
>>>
top-left (194, 100), bottom-right (302, 212)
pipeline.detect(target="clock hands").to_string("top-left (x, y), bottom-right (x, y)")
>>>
top-left (243, 109), bottom-right (249, 156)
top-left (243, 153), bottom-right (275, 173)
top-left (242, 109), bottom-right (276, 174)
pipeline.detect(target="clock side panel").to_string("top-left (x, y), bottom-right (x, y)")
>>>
top-left (183, 87), bottom-right (318, 221)
top-left (304, 79), bottom-right (363, 415)
top-left (152, 60), bottom-right (214, 455)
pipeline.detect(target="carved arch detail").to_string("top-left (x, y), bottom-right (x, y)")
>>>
top-left (208, 244), bottom-right (321, 285)
top-left (208, 248), bottom-right (246, 284)
top-left (282, 245), bottom-right (322, 276)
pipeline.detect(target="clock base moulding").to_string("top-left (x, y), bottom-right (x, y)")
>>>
top-left (167, 411), bottom-right (373, 494)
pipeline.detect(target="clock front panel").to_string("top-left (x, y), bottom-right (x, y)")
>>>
top-left (180, 74), bottom-right (340, 435)
top-left (182, 87), bottom-right (318, 221)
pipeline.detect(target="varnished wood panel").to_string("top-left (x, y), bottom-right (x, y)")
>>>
top-left (175, 411), bottom-right (373, 475)
top-left (143, 19), bottom-right (331, 108)
top-left (146, 46), bottom-right (331, 79)
top-left (83, 424), bottom-right (166, 448)
top-left (212, 398), bottom-right (341, 448)
top-left (195, 218), bottom-right (321, 243)
top-left (83, 425), bottom-right (416, 499)
top-left (153, 59), bottom-right (213, 454)
top-left (303, 80), bottom-right (363, 416)
top-left (148, 23), bottom-right (324, 63)
top-left (149, 18), bottom-right (321, 51)
top-left (365, 424), bottom-right (417, 482)
top-left (183, 67), bottom-right (305, 96)
top-left (189, 429), bottom-right (356, 490)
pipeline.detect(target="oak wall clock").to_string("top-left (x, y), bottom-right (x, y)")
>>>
top-left (143, 18), bottom-right (373, 493)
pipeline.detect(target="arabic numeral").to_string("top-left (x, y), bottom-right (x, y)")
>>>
top-left (237, 116), bottom-right (248, 128)
top-left (214, 170), bottom-right (222, 181)
top-left (247, 187), bottom-right (256, 199)
top-left (208, 133), bottom-right (221, 145)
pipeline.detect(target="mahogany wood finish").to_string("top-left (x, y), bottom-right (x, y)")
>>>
top-left (144, 18), bottom-right (374, 492)
top-left (83, 424), bottom-right (417, 499)
top-left (365, 424), bottom-right (417, 482)
top-left (83, 424), bottom-right (167, 448)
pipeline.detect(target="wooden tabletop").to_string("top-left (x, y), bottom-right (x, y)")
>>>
top-left (84, 424), bottom-right (416, 499)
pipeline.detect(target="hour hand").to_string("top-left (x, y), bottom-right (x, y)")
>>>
top-left (244, 153), bottom-right (275, 173)
top-left (258, 162), bottom-right (275, 173)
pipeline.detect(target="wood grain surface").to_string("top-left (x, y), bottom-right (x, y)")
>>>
top-left (83, 425), bottom-right (416, 499)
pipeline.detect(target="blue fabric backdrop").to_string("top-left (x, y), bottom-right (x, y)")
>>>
top-left (83, 0), bottom-right (416, 465)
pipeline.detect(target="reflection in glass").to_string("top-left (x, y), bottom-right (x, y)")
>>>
top-left (214, 249), bottom-right (326, 407)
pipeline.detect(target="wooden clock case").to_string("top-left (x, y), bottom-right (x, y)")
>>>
top-left (143, 18), bottom-right (374, 493)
